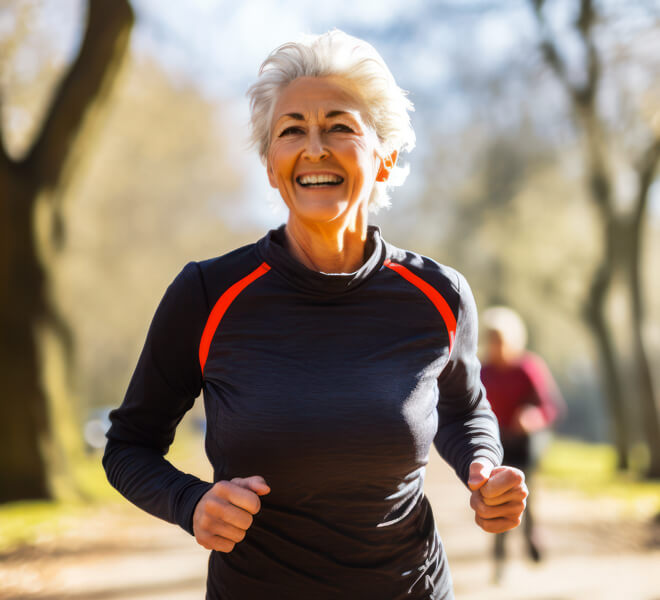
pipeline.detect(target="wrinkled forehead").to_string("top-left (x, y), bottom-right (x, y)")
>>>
top-left (270, 76), bottom-right (369, 127)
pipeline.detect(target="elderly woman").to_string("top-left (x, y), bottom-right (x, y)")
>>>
top-left (103, 30), bottom-right (527, 600)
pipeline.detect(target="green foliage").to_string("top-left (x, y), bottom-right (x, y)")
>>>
top-left (539, 438), bottom-right (660, 515)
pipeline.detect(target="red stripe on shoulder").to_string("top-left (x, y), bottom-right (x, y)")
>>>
top-left (384, 259), bottom-right (457, 354)
top-left (199, 262), bottom-right (271, 375)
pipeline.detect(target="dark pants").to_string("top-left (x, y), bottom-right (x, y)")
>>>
top-left (493, 432), bottom-right (548, 571)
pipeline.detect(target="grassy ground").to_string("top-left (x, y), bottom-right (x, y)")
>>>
top-left (538, 438), bottom-right (660, 519)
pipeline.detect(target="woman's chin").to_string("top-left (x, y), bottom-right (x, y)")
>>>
top-left (288, 197), bottom-right (354, 225)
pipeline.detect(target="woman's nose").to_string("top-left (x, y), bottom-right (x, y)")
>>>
top-left (302, 129), bottom-right (329, 161)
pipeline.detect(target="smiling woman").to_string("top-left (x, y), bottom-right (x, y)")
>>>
top-left (103, 29), bottom-right (527, 600)
top-left (249, 31), bottom-right (415, 214)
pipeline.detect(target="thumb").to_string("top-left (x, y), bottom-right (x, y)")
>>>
top-left (468, 460), bottom-right (493, 491)
top-left (231, 475), bottom-right (271, 496)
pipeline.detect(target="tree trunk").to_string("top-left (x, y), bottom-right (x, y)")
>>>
top-left (628, 140), bottom-right (660, 477)
top-left (578, 111), bottom-right (631, 470)
top-left (583, 259), bottom-right (629, 470)
top-left (0, 174), bottom-right (51, 500)
top-left (0, 0), bottom-right (134, 503)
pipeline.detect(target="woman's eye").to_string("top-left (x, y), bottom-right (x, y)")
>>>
top-left (279, 126), bottom-right (303, 137)
top-left (330, 124), bottom-right (353, 133)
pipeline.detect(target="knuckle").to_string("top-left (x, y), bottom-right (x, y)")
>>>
top-left (200, 513), bottom-right (214, 529)
top-left (206, 499), bottom-right (227, 518)
top-left (214, 480), bottom-right (231, 495)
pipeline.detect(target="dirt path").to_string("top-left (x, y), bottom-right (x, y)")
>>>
top-left (1, 450), bottom-right (659, 600)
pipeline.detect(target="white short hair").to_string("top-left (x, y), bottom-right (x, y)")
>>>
top-left (246, 29), bottom-right (415, 212)
top-left (482, 306), bottom-right (528, 355)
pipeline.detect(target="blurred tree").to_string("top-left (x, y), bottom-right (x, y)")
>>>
top-left (54, 53), bottom-right (249, 422)
top-left (531, 0), bottom-right (660, 475)
top-left (0, 0), bottom-right (134, 501)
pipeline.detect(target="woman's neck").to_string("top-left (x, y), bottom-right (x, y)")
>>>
top-left (284, 214), bottom-right (369, 273)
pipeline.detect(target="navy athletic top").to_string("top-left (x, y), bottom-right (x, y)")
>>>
top-left (103, 225), bottom-right (503, 600)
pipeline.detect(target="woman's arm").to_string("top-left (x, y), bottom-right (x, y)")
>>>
top-left (102, 262), bottom-right (213, 535)
top-left (432, 271), bottom-right (527, 532)
top-left (433, 271), bottom-right (503, 485)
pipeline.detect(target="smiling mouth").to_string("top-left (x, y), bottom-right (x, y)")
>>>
top-left (296, 174), bottom-right (344, 187)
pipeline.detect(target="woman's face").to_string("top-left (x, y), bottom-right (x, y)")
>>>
top-left (266, 76), bottom-right (388, 225)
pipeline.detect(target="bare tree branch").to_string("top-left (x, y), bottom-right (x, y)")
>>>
top-left (23, 0), bottom-right (134, 188)
top-left (574, 0), bottom-right (599, 107)
top-left (530, 0), bottom-right (573, 94)
top-left (530, 0), bottom-right (614, 216)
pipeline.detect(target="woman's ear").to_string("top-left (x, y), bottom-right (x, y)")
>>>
top-left (266, 158), bottom-right (278, 189)
top-left (376, 150), bottom-right (398, 183)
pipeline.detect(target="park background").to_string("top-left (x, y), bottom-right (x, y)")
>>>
top-left (1, 0), bottom-right (659, 598)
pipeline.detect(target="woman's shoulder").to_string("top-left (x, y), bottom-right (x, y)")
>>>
top-left (158, 242), bottom-right (264, 317)
top-left (383, 240), bottom-right (464, 295)
top-left (196, 241), bottom-right (261, 275)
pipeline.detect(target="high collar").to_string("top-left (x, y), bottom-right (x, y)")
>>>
top-left (255, 224), bottom-right (387, 296)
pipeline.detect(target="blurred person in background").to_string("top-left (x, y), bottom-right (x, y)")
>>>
top-left (103, 30), bottom-right (528, 600)
top-left (480, 306), bottom-right (566, 583)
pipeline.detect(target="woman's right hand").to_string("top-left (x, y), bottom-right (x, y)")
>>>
top-left (192, 475), bottom-right (271, 552)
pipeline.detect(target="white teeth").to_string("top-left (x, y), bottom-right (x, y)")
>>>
top-left (298, 174), bottom-right (343, 185)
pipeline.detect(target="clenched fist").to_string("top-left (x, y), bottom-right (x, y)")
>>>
top-left (193, 475), bottom-right (271, 552)
top-left (467, 461), bottom-right (527, 534)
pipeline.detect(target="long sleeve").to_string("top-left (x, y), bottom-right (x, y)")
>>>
top-left (102, 262), bottom-right (214, 535)
top-left (522, 353), bottom-right (567, 427)
top-left (433, 272), bottom-right (503, 485)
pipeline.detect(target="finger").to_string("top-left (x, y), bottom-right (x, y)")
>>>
top-left (231, 475), bottom-right (271, 496)
top-left (467, 460), bottom-right (494, 491)
top-left (198, 533), bottom-right (236, 553)
top-left (206, 520), bottom-right (248, 544)
top-left (475, 514), bottom-right (522, 534)
top-left (211, 481), bottom-right (263, 514)
top-left (205, 497), bottom-right (255, 530)
top-left (480, 466), bottom-right (525, 499)
top-left (482, 485), bottom-right (528, 507)
top-left (471, 492), bottom-right (526, 520)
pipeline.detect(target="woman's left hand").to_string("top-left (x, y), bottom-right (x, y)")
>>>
top-left (467, 460), bottom-right (528, 533)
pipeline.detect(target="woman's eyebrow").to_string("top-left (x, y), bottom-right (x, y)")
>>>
top-left (326, 110), bottom-right (349, 118)
top-left (278, 110), bottom-right (353, 121)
